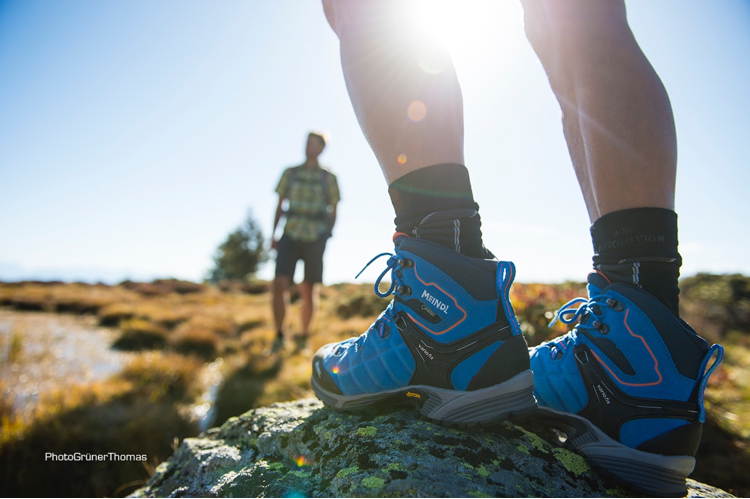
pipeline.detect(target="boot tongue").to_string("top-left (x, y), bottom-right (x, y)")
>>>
top-left (587, 271), bottom-right (611, 296)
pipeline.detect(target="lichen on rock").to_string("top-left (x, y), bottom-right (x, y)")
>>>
top-left (131, 398), bottom-right (734, 498)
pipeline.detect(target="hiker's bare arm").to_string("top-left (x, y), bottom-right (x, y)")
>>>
top-left (271, 195), bottom-right (284, 250)
top-left (328, 203), bottom-right (337, 237)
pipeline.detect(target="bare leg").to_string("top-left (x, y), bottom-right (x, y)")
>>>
top-left (272, 275), bottom-right (291, 335)
top-left (311, 0), bottom-right (544, 432)
top-left (323, 0), bottom-right (464, 183)
top-left (299, 281), bottom-right (316, 337)
top-left (521, 0), bottom-right (676, 222)
top-left (521, 7), bottom-right (717, 494)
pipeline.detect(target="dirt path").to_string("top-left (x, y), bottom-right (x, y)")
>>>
top-left (0, 309), bottom-right (137, 418)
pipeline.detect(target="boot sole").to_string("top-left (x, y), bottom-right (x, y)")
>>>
top-left (534, 406), bottom-right (695, 497)
top-left (312, 369), bottom-right (538, 427)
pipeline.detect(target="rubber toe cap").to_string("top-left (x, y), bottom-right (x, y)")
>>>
top-left (312, 343), bottom-right (343, 395)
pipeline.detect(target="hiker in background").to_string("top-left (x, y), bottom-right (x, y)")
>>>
top-left (271, 132), bottom-right (340, 350)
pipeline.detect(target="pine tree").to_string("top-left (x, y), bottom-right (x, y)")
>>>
top-left (208, 212), bottom-right (267, 282)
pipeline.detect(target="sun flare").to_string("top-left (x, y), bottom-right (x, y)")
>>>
top-left (404, 0), bottom-right (523, 71)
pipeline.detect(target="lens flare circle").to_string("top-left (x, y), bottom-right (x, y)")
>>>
top-left (407, 100), bottom-right (427, 122)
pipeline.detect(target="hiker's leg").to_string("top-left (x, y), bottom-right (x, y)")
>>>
top-left (524, 3), bottom-right (721, 495)
top-left (299, 281), bottom-right (316, 337)
top-left (323, 0), bottom-right (463, 182)
top-left (522, 0), bottom-right (676, 220)
top-left (522, 0), bottom-right (680, 313)
top-left (311, 0), bottom-right (536, 426)
top-left (273, 235), bottom-right (298, 337)
top-left (323, 0), bottom-right (489, 258)
top-left (300, 236), bottom-right (326, 338)
top-left (272, 275), bottom-right (290, 336)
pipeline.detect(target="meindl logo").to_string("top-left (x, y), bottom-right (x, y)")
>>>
top-left (421, 290), bottom-right (450, 314)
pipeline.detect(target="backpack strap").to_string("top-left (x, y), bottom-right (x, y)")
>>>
top-left (283, 166), bottom-right (302, 200)
top-left (320, 168), bottom-right (330, 206)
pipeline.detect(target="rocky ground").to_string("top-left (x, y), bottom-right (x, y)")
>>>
top-left (132, 399), bottom-right (734, 498)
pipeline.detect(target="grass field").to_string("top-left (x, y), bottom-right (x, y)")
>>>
top-left (0, 274), bottom-right (747, 497)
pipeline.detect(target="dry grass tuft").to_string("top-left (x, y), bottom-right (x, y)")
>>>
top-left (113, 318), bottom-right (168, 350)
top-left (7, 328), bottom-right (23, 363)
top-left (509, 281), bottom-right (587, 346)
top-left (333, 284), bottom-right (389, 319)
top-left (169, 324), bottom-right (220, 359)
top-left (216, 280), bottom-right (270, 295)
top-left (152, 279), bottom-right (205, 295)
top-left (98, 303), bottom-right (136, 327)
top-left (182, 315), bottom-right (235, 337)
top-left (120, 352), bottom-right (203, 402)
top-left (0, 379), bottom-right (23, 446)
top-left (0, 350), bottom-right (204, 497)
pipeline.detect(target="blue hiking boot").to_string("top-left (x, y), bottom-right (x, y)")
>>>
top-left (529, 271), bottom-right (724, 497)
top-left (311, 236), bottom-right (537, 426)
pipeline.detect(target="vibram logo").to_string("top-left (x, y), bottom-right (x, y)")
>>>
top-left (421, 290), bottom-right (450, 314)
top-left (406, 392), bottom-right (421, 399)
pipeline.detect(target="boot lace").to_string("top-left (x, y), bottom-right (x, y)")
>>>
top-left (545, 293), bottom-right (622, 360)
top-left (335, 252), bottom-right (412, 354)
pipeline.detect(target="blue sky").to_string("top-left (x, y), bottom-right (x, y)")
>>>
top-left (1, 0), bottom-right (749, 285)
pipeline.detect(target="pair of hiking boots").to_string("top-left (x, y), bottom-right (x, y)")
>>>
top-left (311, 236), bottom-right (723, 497)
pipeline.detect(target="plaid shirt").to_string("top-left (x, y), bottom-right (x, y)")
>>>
top-left (276, 164), bottom-right (340, 242)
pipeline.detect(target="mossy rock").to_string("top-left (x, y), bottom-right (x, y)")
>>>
top-left (132, 399), bottom-right (733, 498)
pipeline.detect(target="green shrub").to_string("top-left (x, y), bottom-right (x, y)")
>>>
top-left (207, 211), bottom-right (267, 283)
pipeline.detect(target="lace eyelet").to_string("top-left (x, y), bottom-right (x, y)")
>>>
top-left (400, 259), bottom-right (414, 268)
top-left (606, 298), bottom-right (624, 311)
top-left (592, 321), bottom-right (609, 334)
top-left (397, 285), bottom-right (412, 296)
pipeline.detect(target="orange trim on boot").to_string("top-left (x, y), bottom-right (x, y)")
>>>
top-left (393, 232), bottom-right (410, 243)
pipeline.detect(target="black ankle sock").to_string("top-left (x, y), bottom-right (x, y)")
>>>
top-left (388, 164), bottom-right (492, 259)
top-left (591, 208), bottom-right (682, 316)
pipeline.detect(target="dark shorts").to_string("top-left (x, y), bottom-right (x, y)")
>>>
top-left (275, 234), bottom-right (328, 283)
